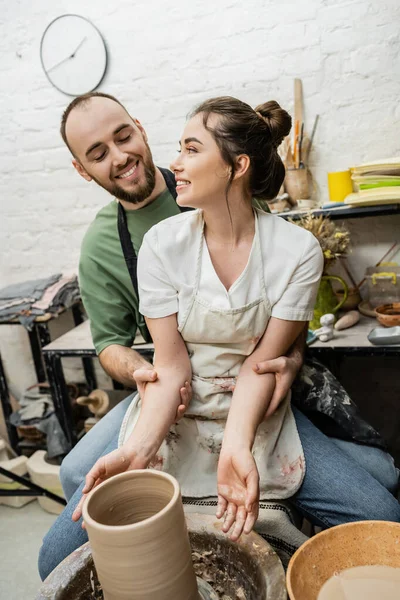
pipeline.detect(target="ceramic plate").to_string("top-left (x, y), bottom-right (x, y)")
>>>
top-left (358, 300), bottom-right (377, 318)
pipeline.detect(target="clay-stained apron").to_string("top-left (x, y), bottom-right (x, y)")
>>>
top-left (119, 211), bottom-right (305, 499)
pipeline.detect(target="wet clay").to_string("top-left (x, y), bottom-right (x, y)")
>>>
top-left (318, 565), bottom-right (400, 600)
top-left (82, 470), bottom-right (199, 600)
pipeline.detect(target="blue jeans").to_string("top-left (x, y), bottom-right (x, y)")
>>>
top-left (38, 399), bottom-right (399, 580)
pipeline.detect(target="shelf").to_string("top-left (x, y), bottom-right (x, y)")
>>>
top-left (307, 316), bottom-right (400, 357)
top-left (277, 203), bottom-right (400, 222)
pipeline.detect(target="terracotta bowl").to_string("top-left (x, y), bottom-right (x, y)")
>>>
top-left (375, 302), bottom-right (400, 327)
top-left (286, 520), bottom-right (400, 600)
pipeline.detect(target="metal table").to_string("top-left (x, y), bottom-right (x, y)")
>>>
top-left (0, 302), bottom-right (97, 453)
top-left (42, 321), bottom-right (153, 449)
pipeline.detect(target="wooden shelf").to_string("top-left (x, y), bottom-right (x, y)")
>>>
top-left (278, 203), bottom-right (400, 222)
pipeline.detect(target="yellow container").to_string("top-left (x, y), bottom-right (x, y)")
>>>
top-left (327, 170), bottom-right (353, 202)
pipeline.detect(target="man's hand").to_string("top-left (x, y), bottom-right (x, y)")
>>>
top-left (252, 356), bottom-right (300, 418)
top-left (133, 366), bottom-right (191, 421)
top-left (216, 446), bottom-right (259, 542)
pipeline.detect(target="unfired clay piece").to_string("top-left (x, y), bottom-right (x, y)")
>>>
top-left (334, 310), bottom-right (360, 330)
top-left (82, 470), bottom-right (199, 600)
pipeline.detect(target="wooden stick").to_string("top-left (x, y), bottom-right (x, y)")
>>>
top-left (341, 258), bottom-right (358, 289)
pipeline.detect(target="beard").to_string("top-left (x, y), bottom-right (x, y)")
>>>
top-left (91, 148), bottom-right (157, 205)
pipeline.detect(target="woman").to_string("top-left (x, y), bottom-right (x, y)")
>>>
top-left (40, 97), bottom-right (400, 578)
top-left (95, 96), bottom-right (322, 540)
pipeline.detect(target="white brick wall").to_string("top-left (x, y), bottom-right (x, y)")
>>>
top-left (1, 0), bottom-right (400, 397)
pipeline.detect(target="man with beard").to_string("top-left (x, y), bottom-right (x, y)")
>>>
top-left (38, 92), bottom-right (398, 580)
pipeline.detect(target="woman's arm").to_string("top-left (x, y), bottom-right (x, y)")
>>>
top-left (216, 317), bottom-right (305, 540)
top-left (72, 314), bottom-right (191, 522)
top-left (125, 314), bottom-right (192, 461)
top-left (224, 317), bottom-right (305, 448)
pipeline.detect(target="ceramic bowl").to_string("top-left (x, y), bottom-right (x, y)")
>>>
top-left (375, 302), bottom-right (400, 327)
top-left (286, 520), bottom-right (400, 600)
top-left (334, 287), bottom-right (362, 311)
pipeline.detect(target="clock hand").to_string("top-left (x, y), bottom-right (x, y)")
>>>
top-left (46, 36), bottom-right (88, 73)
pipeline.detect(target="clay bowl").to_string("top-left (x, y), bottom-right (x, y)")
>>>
top-left (375, 302), bottom-right (400, 327)
top-left (36, 513), bottom-right (286, 600)
top-left (286, 520), bottom-right (400, 600)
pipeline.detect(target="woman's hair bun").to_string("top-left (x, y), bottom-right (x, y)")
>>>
top-left (255, 101), bottom-right (292, 147)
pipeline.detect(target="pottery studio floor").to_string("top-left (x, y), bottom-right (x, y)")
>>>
top-left (0, 500), bottom-right (57, 599)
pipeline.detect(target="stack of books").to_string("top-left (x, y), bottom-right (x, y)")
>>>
top-left (344, 158), bottom-right (400, 206)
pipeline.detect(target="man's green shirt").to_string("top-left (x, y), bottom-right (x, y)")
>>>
top-left (79, 188), bottom-right (180, 355)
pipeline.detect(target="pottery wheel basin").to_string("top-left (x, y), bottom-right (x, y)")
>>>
top-left (37, 513), bottom-right (286, 600)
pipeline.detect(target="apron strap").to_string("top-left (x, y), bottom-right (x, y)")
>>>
top-left (117, 202), bottom-right (139, 298)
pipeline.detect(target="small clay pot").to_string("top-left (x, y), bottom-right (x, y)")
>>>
top-left (334, 287), bottom-right (362, 312)
top-left (286, 520), bottom-right (400, 600)
top-left (375, 302), bottom-right (400, 327)
top-left (82, 470), bottom-right (199, 600)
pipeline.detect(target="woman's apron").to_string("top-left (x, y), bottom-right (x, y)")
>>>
top-left (119, 211), bottom-right (305, 500)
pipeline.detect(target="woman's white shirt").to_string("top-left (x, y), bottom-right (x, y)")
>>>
top-left (138, 208), bottom-right (323, 323)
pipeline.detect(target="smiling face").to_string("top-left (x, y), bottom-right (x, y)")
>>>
top-left (170, 113), bottom-right (233, 209)
top-left (65, 96), bottom-right (156, 204)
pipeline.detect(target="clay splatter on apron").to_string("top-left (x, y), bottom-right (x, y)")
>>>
top-left (277, 454), bottom-right (304, 480)
top-left (149, 455), bottom-right (164, 470)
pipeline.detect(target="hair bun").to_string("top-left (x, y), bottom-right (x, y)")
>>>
top-left (255, 100), bottom-right (292, 147)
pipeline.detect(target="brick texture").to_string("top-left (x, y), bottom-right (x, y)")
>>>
top-left (1, 0), bottom-right (400, 396)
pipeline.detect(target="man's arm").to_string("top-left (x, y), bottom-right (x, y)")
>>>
top-left (99, 344), bottom-right (154, 388)
top-left (252, 322), bottom-right (308, 416)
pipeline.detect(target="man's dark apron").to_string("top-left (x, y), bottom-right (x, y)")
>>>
top-left (116, 167), bottom-right (386, 450)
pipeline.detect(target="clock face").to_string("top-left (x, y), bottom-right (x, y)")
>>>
top-left (40, 14), bottom-right (107, 96)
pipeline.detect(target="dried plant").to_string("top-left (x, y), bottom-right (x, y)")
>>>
top-left (290, 214), bottom-right (350, 271)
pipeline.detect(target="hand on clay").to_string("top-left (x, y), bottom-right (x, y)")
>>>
top-left (252, 356), bottom-right (299, 418)
top-left (216, 447), bottom-right (259, 542)
top-left (72, 446), bottom-right (149, 524)
top-left (133, 367), bottom-right (191, 422)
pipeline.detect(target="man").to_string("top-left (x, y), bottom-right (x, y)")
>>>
top-left (38, 92), bottom-right (399, 580)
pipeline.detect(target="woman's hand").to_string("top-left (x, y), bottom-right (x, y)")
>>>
top-left (216, 446), bottom-right (260, 542)
top-left (72, 445), bottom-right (150, 524)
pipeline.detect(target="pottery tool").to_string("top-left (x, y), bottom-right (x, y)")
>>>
top-left (304, 114), bottom-right (319, 163)
top-left (355, 242), bottom-right (399, 290)
top-left (293, 120), bottom-right (300, 168)
top-left (299, 122), bottom-right (305, 168)
top-left (294, 78), bottom-right (304, 127)
top-left (293, 79), bottom-right (304, 169)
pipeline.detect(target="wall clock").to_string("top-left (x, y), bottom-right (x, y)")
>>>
top-left (40, 14), bottom-right (108, 96)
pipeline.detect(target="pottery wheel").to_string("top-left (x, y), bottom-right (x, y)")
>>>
top-left (197, 577), bottom-right (219, 600)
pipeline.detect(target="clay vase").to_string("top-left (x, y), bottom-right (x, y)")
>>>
top-left (82, 470), bottom-right (199, 600)
top-left (310, 275), bottom-right (348, 330)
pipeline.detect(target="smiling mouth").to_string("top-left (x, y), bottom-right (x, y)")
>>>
top-left (116, 160), bottom-right (139, 179)
top-left (176, 179), bottom-right (191, 187)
